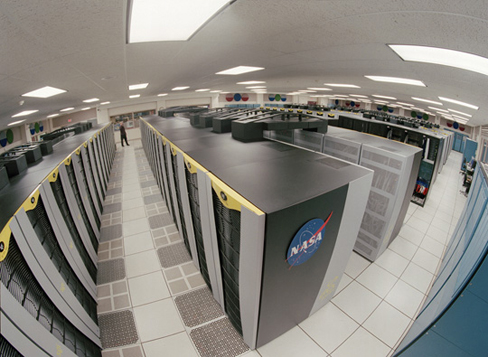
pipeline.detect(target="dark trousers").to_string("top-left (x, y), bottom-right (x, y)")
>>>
top-left (121, 134), bottom-right (129, 146)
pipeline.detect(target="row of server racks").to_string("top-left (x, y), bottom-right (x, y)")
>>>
top-left (0, 125), bottom-right (115, 357)
top-left (140, 116), bottom-right (373, 349)
top-left (265, 126), bottom-right (423, 262)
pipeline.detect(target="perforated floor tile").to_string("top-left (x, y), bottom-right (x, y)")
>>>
top-left (144, 194), bottom-right (163, 205)
top-left (98, 259), bottom-right (126, 285)
top-left (99, 310), bottom-right (138, 349)
top-left (175, 288), bottom-right (224, 327)
top-left (104, 202), bottom-right (122, 214)
top-left (100, 224), bottom-right (123, 242)
top-left (140, 180), bottom-right (157, 188)
top-left (106, 187), bottom-right (123, 196)
top-left (148, 213), bottom-right (173, 229)
top-left (138, 170), bottom-right (152, 177)
top-left (190, 318), bottom-right (249, 357)
top-left (157, 243), bottom-right (191, 268)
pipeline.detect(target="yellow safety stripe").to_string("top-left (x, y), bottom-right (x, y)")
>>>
top-left (14, 189), bottom-right (41, 215)
top-left (183, 154), bottom-right (208, 174)
top-left (48, 167), bottom-right (60, 183)
top-left (208, 173), bottom-right (264, 216)
top-left (64, 156), bottom-right (72, 166)
top-left (0, 219), bottom-right (12, 262)
top-left (169, 142), bottom-right (181, 156)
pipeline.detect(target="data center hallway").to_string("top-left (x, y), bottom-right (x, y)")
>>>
top-left (96, 139), bottom-right (256, 357)
top-left (97, 138), bottom-right (466, 357)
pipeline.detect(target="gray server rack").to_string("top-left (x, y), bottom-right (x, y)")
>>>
top-left (141, 117), bottom-right (373, 349)
top-left (324, 129), bottom-right (422, 261)
top-left (0, 123), bottom-right (114, 357)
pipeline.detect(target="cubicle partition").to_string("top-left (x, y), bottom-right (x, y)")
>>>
top-left (0, 123), bottom-right (115, 357)
top-left (395, 163), bottom-right (488, 356)
top-left (141, 116), bottom-right (373, 349)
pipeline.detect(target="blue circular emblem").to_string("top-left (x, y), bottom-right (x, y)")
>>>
top-left (286, 216), bottom-right (330, 267)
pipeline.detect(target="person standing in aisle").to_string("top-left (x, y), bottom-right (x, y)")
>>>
top-left (120, 122), bottom-right (129, 147)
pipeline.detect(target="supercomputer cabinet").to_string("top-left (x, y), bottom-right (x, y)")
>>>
top-left (324, 130), bottom-right (422, 261)
top-left (322, 126), bottom-right (362, 164)
top-left (141, 116), bottom-right (373, 349)
top-left (0, 123), bottom-right (113, 357)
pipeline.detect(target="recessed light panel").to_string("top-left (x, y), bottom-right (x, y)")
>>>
top-left (100, 101), bottom-right (111, 105)
top-left (172, 86), bottom-right (189, 91)
top-left (83, 98), bottom-right (99, 103)
top-left (210, 90), bottom-right (222, 93)
top-left (81, 107), bottom-right (91, 111)
top-left (195, 89), bottom-right (210, 92)
top-left (448, 109), bottom-right (472, 117)
top-left (12, 110), bottom-right (39, 117)
top-left (428, 107), bottom-right (448, 113)
top-left (158, 93), bottom-right (168, 96)
top-left (129, 0), bottom-right (230, 42)
top-left (365, 75), bottom-right (426, 87)
top-left (350, 94), bottom-right (368, 98)
top-left (237, 81), bottom-right (266, 85)
top-left (412, 97), bottom-right (442, 105)
top-left (22, 86), bottom-right (66, 98)
top-left (129, 83), bottom-right (149, 90)
top-left (60, 107), bottom-right (74, 112)
top-left (246, 86), bottom-right (266, 89)
top-left (129, 94), bottom-right (141, 98)
top-left (389, 45), bottom-right (488, 77)
top-left (308, 87), bottom-right (332, 91)
top-left (373, 95), bottom-right (397, 100)
top-left (324, 83), bottom-right (360, 88)
top-left (8, 119), bottom-right (26, 126)
top-left (438, 96), bottom-right (479, 110)
top-left (397, 102), bottom-right (414, 106)
top-left (47, 114), bottom-right (59, 118)
top-left (216, 66), bottom-right (264, 75)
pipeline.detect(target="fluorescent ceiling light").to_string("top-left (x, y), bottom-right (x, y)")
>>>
top-left (47, 114), bottom-right (59, 118)
top-left (22, 86), bottom-right (66, 98)
top-left (373, 94), bottom-right (397, 100)
top-left (448, 108), bottom-right (472, 117)
top-left (12, 110), bottom-right (39, 117)
top-left (451, 115), bottom-right (469, 123)
top-left (438, 96), bottom-right (479, 110)
top-left (81, 107), bottom-right (91, 111)
top-left (389, 45), bottom-right (488, 77)
top-left (411, 107), bottom-right (423, 111)
top-left (374, 100), bottom-right (389, 103)
top-left (158, 93), bottom-right (168, 96)
top-left (299, 90), bottom-right (316, 93)
top-left (83, 98), bottom-right (99, 103)
top-left (429, 106), bottom-right (448, 113)
top-left (324, 83), bottom-right (360, 88)
top-left (332, 94), bottom-right (348, 97)
top-left (210, 90), bottom-right (222, 93)
top-left (412, 97), bottom-right (442, 105)
top-left (237, 81), bottom-right (266, 85)
top-left (216, 66), bottom-right (264, 75)
top-left (60, 107), bottom-right (74, 112)
top-left (129, 0), bottom-right (230, 43)
top-left (308, 87), bottom-right (332, 91)
top-left (365, 75), bottom-right (426, 87)
top-left (350, 94), bottom-right (368, 98)
top-left (246, 86), bottom-right (266, 89)
top-left (195, 89), bottom-right (210, 92)
top-left (397, 102), bottom-right (414, 106)
top-left (8, 119), bottom-right (26, 126)
top-left (129, 94), bottom-right (140, 98)
top-left (100, 101), bottom-right (110, 105)
top-left (172, 86), bottom-right (189, 91)
top-left (129, 83), bottom-right (149, 90)
top-left (286, 92), bottom-right (300, 95)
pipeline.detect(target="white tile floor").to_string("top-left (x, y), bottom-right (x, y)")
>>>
top-left (101, 140), bottom-right (466, 357)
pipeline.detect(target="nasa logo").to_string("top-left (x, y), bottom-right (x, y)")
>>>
top-left (286, 212), bottom-right (333, 269)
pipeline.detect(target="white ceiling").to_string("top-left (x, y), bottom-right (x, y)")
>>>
top-left (1, 0), bottom-right (488, 130)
